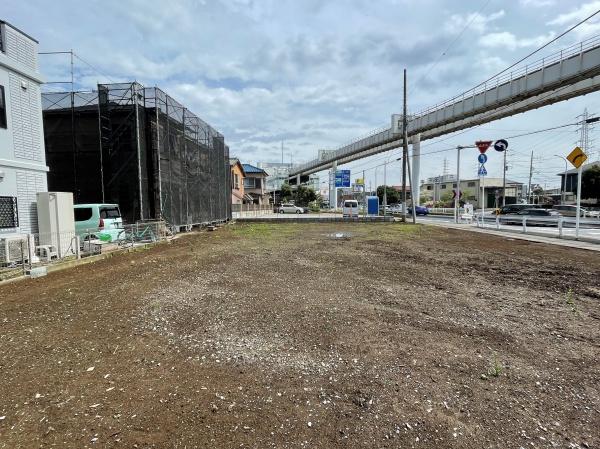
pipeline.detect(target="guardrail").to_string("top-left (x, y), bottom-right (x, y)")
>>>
top-left (473, 213), bottom-right (600, 241)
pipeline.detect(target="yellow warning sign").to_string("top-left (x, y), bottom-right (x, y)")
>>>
top-left (566, 147), bottom-right (588, 169)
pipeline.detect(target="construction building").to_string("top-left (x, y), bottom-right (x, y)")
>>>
top-left (42, 83), bottom-right (230, 228)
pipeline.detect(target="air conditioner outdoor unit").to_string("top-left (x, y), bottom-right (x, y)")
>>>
top-left (0, 235), bottom-right (29, 264)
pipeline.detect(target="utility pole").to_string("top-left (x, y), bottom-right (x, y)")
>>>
top-left (402, 69), bottom-right (408, 223)
top-left (527, 151), bottom-right (534, 203)
top-left (454, 146), bottom-right (462, 223)
top-left (363, 169), bottom-right (366, 217)
top-left (383, 161), bottom-right (387, 216)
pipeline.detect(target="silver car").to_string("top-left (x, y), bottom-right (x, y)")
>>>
top-left (278, 203), bottom-right (303, 214)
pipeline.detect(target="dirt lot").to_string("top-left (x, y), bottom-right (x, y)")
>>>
top-left (0, 223), bottom-right (599, 448)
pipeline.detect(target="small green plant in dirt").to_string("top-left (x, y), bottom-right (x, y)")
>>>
top-left (565, 288), bottom-right (580, 315)
top-left (481, 352), bottom-right (503, 379)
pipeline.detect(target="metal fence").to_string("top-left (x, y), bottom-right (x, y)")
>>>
top-left (231, 204), bottom-right (275, 218)
top-left (0, 221), bottom-right (173, 281)
top-left (473, 213), bottom-right (600, 242)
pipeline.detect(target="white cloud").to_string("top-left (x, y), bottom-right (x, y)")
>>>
top-left (547, 1), bottom-right (600, 26)
top-left (520, 0), bottom-right (555, 7)
top-left (444, 10), bottom-right (505, 34)
top-left (479, 31), bottom-right (556, 50)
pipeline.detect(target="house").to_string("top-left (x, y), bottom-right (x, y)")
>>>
top-left (230, 158), bottom-right (252, 205)
top-left (0, 20), bottom-right (48, 236)
top-left (420, 176), bottom-right (524, 208)
top-left (558, 161), bottom-right (600, 204)
top-left (241, 163), bottom-right (268, 205)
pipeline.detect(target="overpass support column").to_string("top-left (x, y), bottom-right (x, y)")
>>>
top-left (329, 160), bottom-right (337, 209)
top-left (296, 174), bottom-right (300, 187)
top-left (411, 133), bottom-right (421, 206)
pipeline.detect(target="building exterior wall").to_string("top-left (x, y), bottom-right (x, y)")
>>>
top-left (420, 178), bottom-right (523, 208)
top-left (230, 162), bottom-right (245, 205)
top-left (0, 21), bottom-right (47, 235)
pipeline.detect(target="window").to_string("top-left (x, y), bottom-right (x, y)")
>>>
top-left (0, 85), bottom-right (6, 129)
top-left (441, 184), bottom-right (447, 189)
top-left (74, 207), bottom-right (93, 222)
top-left (453, 183), bottom-right (457, 188)
top-left (468, 182), bottom-right (476, 187)
top-left (233, 173), bottom-right (239, 189)
top-left (0, 196), bottom-right (18, 228)
top-left (244, 177), bottom-right (261, 189)
top-left (426, 186), bottom-right (432, 191)
top-left (100, 206), bottom-right (121, 219)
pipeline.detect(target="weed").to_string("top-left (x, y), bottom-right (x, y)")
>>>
top-left (565, 288), bottom-right (580, 315)
top-left (481, 352), bottom-right (503, 379)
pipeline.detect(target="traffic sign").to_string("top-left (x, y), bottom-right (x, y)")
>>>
top-left (566, 146), bottom-right (588, 168)
top-left (478, 153), bottom-right (488, 164)
top-left (494, 139), bottom-right (508, 152)
top-left (478, 164), bottom-right (487, 176)
top-left (335, 170), bottom-right (351, 187)
top-left (476, 140), bottom-right (492, 154)
top-left (452, 189), bottom-right (463, 199)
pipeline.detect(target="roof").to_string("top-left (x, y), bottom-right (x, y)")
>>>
top-left (0, 20), bottom-right (39, 43)
top-left (230, 158), bottom-right (246, 176)
top-left (241, 163), bottom-right (268, 176)
top-left (559, 161), bottom-right (600, 175)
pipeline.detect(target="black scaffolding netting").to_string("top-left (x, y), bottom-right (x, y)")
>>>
top-left (42, 82), bottom-right (231, 227)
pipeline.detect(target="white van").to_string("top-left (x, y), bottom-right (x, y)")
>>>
top-left (342, 200), bottom-right (359, 218)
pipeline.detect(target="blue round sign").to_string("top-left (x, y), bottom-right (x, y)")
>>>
top-left (494, 139), bottom-right (508, 152)
top-left (478, 153), bottom-right (488, 164)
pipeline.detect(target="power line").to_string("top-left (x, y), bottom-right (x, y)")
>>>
top-left (72, 52), bottom-right (115, 84)
top-left (412, 0), bottom-right (492, 92)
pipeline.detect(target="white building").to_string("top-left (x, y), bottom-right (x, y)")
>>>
top-left (0, 20), bottom-right (47, 235)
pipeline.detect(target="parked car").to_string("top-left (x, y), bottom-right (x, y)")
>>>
top-left (552, 205), bottom-right (588, 217)
top-left (407, 205), bottom-right (429, 216)
top-left (74, 203), bottom-right (124, 241)
top-left (379, 205), bottom-right (392, 214)
top-left (342, 200), bottom-right (359, 218)
top-left (496, 204), bottom-right (541, 215)
top-left (278, 203), bottom-right (303, 214)
top-left (301, 206), bottom-right (310, 214)
top-left (503, 208), bottom-right (561, 226)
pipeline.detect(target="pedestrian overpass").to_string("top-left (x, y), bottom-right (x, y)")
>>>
top-left (289, 36), bottom-right (600, 190)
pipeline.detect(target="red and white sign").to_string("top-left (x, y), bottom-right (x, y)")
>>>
top-left (475, 140), bottom-right (492, 154)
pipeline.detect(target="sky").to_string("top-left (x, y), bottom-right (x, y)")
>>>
top-left (5, 0), bottom-right (600, 191)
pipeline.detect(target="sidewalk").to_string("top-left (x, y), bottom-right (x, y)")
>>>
top-left (425, 221), bottom-right (600, 252)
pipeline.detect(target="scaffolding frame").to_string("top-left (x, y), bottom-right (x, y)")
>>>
top-left (42, 82), bottom-right (231, 228)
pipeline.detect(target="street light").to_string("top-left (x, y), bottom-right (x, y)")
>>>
top-left (554, 154), bottom-right (568, 204)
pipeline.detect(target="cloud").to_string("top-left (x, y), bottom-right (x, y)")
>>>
top-left (547, 1), bottom-right (600, 26)
top-left (444, 9), bottom-right (506, 34)
top-left (479, 31), bottom-right (556, 50)
top-left (520, 0), bottom-right (555, 7)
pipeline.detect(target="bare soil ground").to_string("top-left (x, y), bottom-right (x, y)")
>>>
top-left (0, 223), bottom-right (599, 449)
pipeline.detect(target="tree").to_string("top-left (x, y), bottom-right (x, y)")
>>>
top-left (581, 165), bottom-right (600, 200)
top-left (280, 182), bottom-right (293, 201)
top-left (376, 185), bottom-right (400, 204)
top-left (440, 191), bottom-right (453, 205)
top-left (295, 185), bottom-right (317, 206)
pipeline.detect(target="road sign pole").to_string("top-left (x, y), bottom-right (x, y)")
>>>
top-left (481, 174), bottom-right (485, 228)
top-left (576, 164), bottom-right (582, 239)
top-left (455, 146), bottom-right (461, 223)
top-left (502, 149), bottom-right (507, 207)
